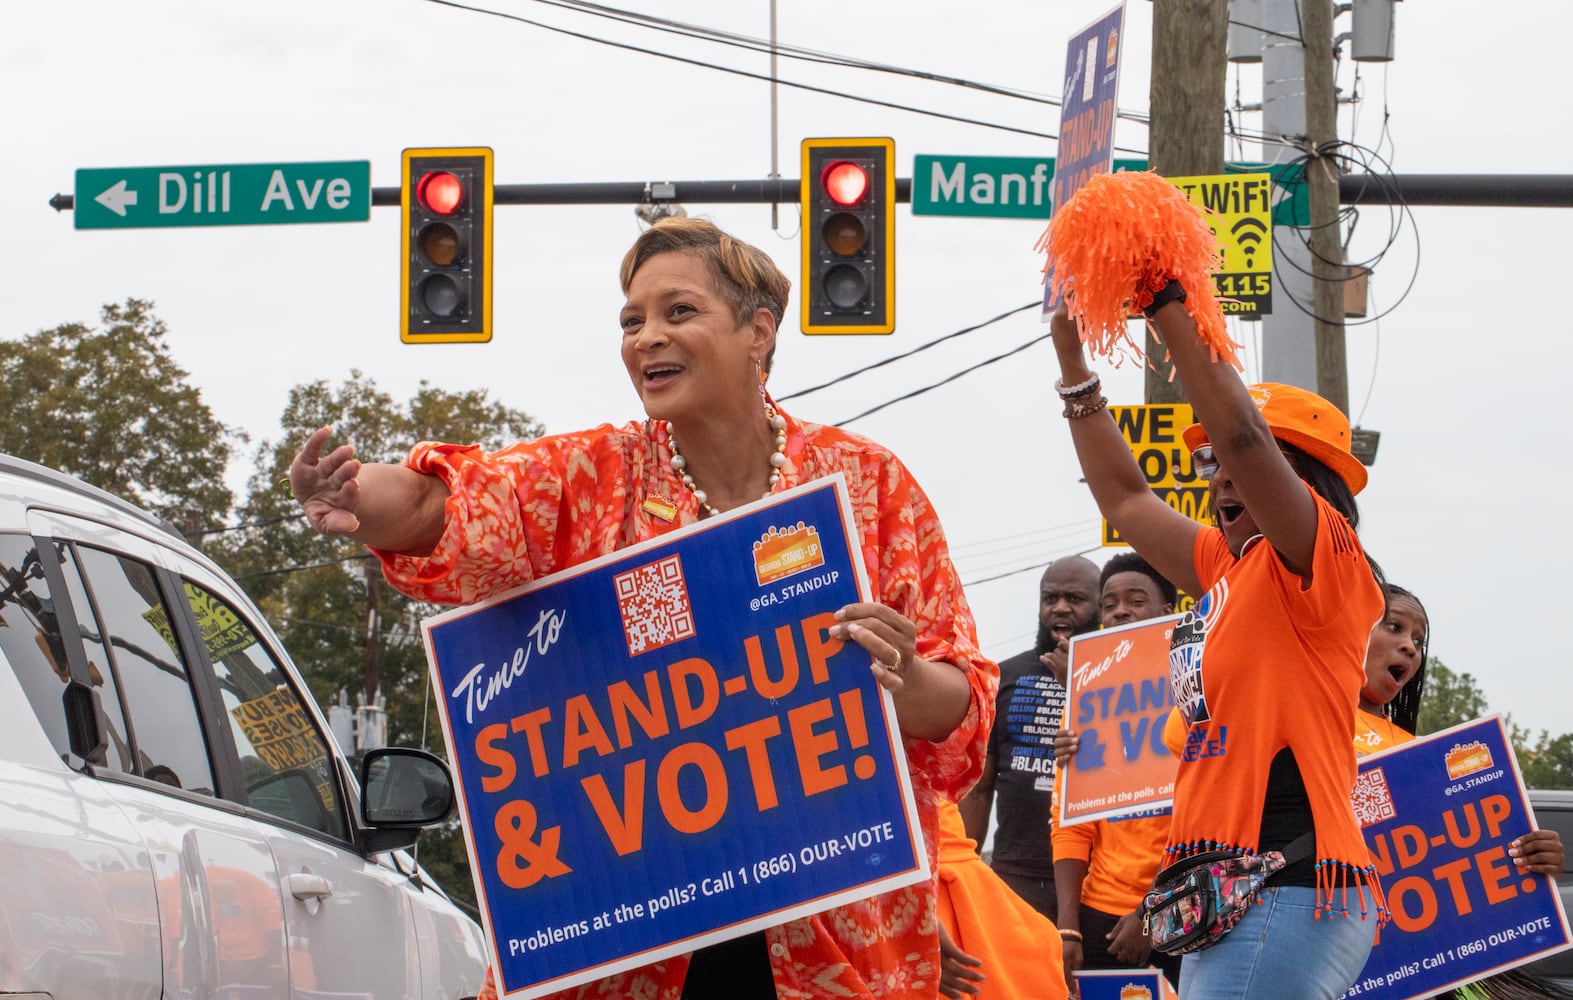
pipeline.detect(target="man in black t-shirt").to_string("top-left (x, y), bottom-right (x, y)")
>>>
top-left (957, 555), bottom-right (1100, 922)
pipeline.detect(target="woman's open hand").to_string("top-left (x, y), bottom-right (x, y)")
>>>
top-left (290, 426), bottom-right (364, 537)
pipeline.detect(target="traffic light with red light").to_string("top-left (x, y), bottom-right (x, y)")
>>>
top-left (401, 147), bottom-right (493, 344)
top-left (801, 137), bottom-right (895, 335)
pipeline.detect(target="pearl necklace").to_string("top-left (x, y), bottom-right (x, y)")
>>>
top-left (668, 405), bottom-right (788, 516)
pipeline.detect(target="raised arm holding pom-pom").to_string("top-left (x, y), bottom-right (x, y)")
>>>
top-left (1049, 296), bottom-right (1320, 587)
top-left (1043, 170), bottom-right (1385, 999)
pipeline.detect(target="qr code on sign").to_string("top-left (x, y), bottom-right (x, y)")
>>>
top-left (614, 555), bottom-right (695, 657)
top-left (1352, 768), bottom-right (1396, 827)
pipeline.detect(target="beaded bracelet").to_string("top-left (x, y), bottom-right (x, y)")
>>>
top-left (1054, 373), bottom-right (1101, 400)
top-left (1063, 394), bottom-right (1109, 419)
top-left (1058, 929), bottom-right (1084, 941)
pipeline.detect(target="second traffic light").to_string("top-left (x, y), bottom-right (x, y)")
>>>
top-left (800, 137), bottom-right (895, 335)
top-left (401, 147), bottom-right (493, 344)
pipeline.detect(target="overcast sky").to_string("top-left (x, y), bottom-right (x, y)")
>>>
top-left (5, 0), bottom-right (1569, 738)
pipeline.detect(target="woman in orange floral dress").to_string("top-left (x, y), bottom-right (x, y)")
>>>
top-left (290, 217), bottom-right (998, 1000)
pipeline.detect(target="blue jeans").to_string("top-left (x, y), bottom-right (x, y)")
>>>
top-left (1180, 886), bottom-right (1375, 1000)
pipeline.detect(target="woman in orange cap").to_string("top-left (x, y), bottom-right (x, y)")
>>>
top-left (1047, 287), bottom-right (1385, 997)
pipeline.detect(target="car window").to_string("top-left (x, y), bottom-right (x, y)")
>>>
top-left (53, 540), bottom-right (137, 771)
top-left (182, 578), bottom-right (348, 841)
top-left (0, 533), bottom-right (78, 761)
top-left (1533, 799), bottom-right (1573, 886)
top-left (0, 533), bottom-right (134, 770)
top-left (72, 545), bottom-right (217, 795)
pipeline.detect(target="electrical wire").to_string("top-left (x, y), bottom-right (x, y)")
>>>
top-left (190, 511), bottom-right (306, 538)
top-left (949, 520), bottom-right (1103, 560)
top-left (836, 331), bottom-right (1052, 426)
top-left (1351, 285), bottom-right (1382, 428)
top-left (233, 552), bottom-right (373, 581)
top-left (962, 543), bottom-right (1103, 589)
top-left (1226, 16), bottom-right (1304, 45)
top-left (420, 0), bottom-right (1152, 149)
top-left (775, 302), bottom-right (1039, 402)
top-left (278, 614), bottom-right (417, 641)
top-left (520, 0), bottom-right (1158, 133)
top-left (530, 0), bottom-right (1058, 107)
top-left (1264, 139), bottom-right (1421, 327)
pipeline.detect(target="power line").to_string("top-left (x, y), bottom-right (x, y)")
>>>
top-left (949, 520), bottom-right (1102, 559)
top-left (190, 511), bottom-right (305, 538)
top-left (776, 302), bottom-right (1039, 402)
top-left (527, 0), bottom-right (1159, 132)
top-left (420, 0), bottom-right (1154, 153)
top-left (837, 331), bottom-right (1052, 426)
top-left (961, 543), bottom-right (1103, 588)
top-left (532, 0), bottom-right (1070, 108)
top-left (232, 552), bottom-right (373, 582)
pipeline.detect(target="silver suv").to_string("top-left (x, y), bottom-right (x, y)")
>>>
top-left (1526, 788), bottom-right (1573, 988)
top-left (0, 453), bottom-right (488, 999)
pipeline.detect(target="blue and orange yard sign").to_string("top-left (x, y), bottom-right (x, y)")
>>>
top-left (1075, 967), bottom-right (1176, 1000)
top-left (421, 476), bottom-right (928, 999)
top-left (1057, 614), bottom-right (1180, 826)
top-left (1343, 717), bottom-right (1571, 999)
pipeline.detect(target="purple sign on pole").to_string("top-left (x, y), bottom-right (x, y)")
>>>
top-left (1042, 2), bottom-right (1126, 315)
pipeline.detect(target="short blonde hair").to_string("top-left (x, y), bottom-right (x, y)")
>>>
top-left (619, 218), bottom-right (791, 372)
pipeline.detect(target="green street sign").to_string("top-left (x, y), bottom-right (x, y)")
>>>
top-left (911, 155), bottom-right (1307, 226)
top-left (74, 161), bottom-right (371, 230)
top-left (912, 155), bottom-right (1146, 218)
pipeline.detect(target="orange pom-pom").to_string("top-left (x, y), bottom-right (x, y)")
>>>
top-left (1038, 170), bottom-right (1242, 371)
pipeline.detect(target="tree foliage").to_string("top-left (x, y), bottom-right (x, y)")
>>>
top-left (1414, 660), bottom-right (1491, 737)
top-left (0, 299), bottom-right (239, 526)
top-left (1418, 660), bottom-right (1573, 789)
top-left (210, 370), bottom-right (541, 740)
top-left (1516, 730), bottom-right (1573, 791)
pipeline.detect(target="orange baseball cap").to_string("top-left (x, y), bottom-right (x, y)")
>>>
top-left (1181, 382), bottom-right (1369, 495)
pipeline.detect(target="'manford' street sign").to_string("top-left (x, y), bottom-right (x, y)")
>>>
top-left (913, 155), bottom-right (1146, 219)
top-left (74, 161), bottom-right (371, 230)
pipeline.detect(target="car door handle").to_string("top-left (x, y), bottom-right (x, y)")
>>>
top-left (286, 872), bottom-right (334, 901)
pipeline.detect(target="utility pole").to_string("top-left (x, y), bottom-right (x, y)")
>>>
top-left (362, 559), bottom-right (380, 706)
top-left (1302, 0), bottom-right (1348, 413)
top-left (1145, 0), bottom-right (1228, 405)
top-left (1259, 0), bottom-right (1346, 413)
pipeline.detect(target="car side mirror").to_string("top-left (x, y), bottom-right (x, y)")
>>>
top-left (358, 747), bottom-right (456, 855)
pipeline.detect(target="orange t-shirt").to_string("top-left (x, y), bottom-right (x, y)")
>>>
top-left (378, 407), bottom-right (997, 1000)
top-left (1165, 489), bottom-right (1384, 916)
top-left (1353, 708), bottom-right (1416, 757)
top-left (1051, 809), bottom-right (1170, 916)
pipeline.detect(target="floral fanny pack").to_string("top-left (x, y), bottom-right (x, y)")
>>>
top-left (1141, 832), bottom-right (1313, 956)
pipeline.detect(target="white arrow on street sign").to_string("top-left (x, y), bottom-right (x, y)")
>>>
top-left (94, 179), bottom-right (138, 217)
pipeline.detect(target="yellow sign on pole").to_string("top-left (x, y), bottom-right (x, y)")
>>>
top-left (1168, 172), bottom-right (1274, 317)
top-left (1103, 403), bottom-right (1211, 546)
